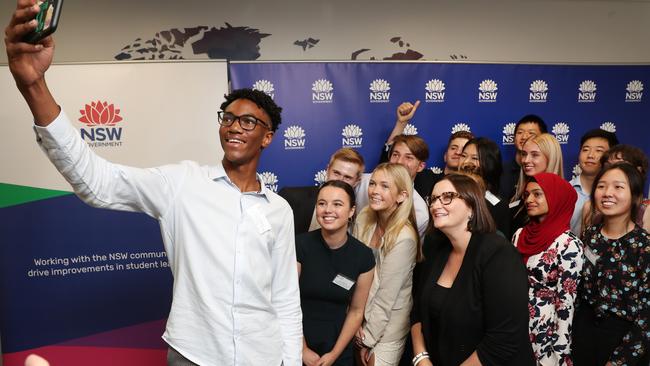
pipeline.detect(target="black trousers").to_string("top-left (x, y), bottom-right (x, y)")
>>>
top-left (572, 305), bottom-right (650, 366)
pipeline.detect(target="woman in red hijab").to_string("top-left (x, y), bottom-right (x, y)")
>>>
top-left (512, 172), bottom-right (584, 366)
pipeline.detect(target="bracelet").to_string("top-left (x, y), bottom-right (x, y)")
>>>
top-left (412, 351), bottom-right (429, 366)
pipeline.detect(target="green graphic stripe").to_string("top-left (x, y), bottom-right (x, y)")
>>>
top-left (0, 183), bottom-right (72, 208)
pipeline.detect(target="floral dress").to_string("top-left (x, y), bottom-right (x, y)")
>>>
top-left (579, 224), bottom-right (650, 364)
top-left (513, 229), bottom-right (584, 366)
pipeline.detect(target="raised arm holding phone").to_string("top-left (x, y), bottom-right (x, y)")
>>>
top-left (5, 1), bottom-right (303, 365)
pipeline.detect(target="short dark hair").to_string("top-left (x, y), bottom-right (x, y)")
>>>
top-left (438, 173), bottom-right (496, 234)
top-left (462, 137), bottom-right (503, 194)
top-left (590, 162), bottom-right (645, 223)
top-left (580, 129), bottom-right (619, 149)
top-left (392, 134), bottom-right (430, 162)
top-left (220, 88), bottom-right (282, 132)
top-left (447, 131), bottom-right (474, 149)
top-left (601, 144), bottom-right (649, 179)
top-left (515, 114), bottom-right (548, 134)
top-left (319, 180), bottom-right (356, 208)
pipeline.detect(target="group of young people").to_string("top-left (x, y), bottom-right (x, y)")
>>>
top-left (284, 101), bottom-right (650, 366)
top-left (5, 2), bottom-right (650, 365)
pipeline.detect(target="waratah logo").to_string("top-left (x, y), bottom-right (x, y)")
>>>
top-left (451, 123), bottom-right (471, 134)
top-left (312, 79), bottom-right (334, 103)
top-left (529, 80), bottom-right (548, 103)
top-left (571, 164), bottom-right (582, 180)
top-left (600, 122), bottom-right (616, 133)
top-left (403, 124), bottom-right (418, 135)
top-left (478, 79), bottom-right (498, 102)
top-left (625, 80), bottom-right (643, 102)
top-left (79, 101), bottom-right (123, 126)
top-left (578, 80), bottom-right (597, 102)
top-left (253, 80), bottom-right (275, 98)
top-left (314, 169), bottom-right (327, 186)
top-left (78, 100), bottom-right (124, 147)
top-left (283, 125), bottom-right (306, 150)
top-left (425, 79), bottom-right (445, 103)
top-left (429, 166), bottom-right (443, 174)
top-left (552, 122), bottom-right (570, 144)
top-left (369, 79), bottom-right (391, 103)
top-left (260, 171), bottom-right (279, 192)
top-left (342, 124), bottom-right (363, 148)
top-left (502, 122), bottom-right (516, 145)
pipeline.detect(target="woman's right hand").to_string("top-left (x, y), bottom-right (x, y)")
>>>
top-left (302, 346), bottom-right (321, 366)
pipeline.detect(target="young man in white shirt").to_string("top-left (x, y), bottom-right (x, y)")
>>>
top-left (5, 3), bottom-right (302, 364)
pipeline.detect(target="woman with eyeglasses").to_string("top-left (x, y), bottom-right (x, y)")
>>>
top-left (458, 137), bottom-right (510, 237)
top-left (353, 163), bottom-right (421, 366)
top-left (297, 180), bottom-right (375, 366)
top-left (410, 174), bottom-right (535, 366)
top-left (572, 163), bottom-right (650, 366)
top-left (512, 172), bottom-right (583, 365)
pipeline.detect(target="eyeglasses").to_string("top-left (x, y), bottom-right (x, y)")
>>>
top-left (218, 111), bottom-right (271, 131)
top-left (428, 192), bottom-right (461, 206)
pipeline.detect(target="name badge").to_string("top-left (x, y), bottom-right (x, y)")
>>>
top-left (332, 274), bottom-right (355, 290)
top-left (508, 199), bottom-right (521, 209)
top-left (584, 246), bottom-right (600, 265)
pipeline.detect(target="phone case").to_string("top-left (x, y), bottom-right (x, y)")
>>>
top-left (23, 0), bottom-right (63, 44)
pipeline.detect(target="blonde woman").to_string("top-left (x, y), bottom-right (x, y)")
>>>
top-left (353, 163), bottom-right (422, 366)
top-left (509, 133), bottom-right (564, 237)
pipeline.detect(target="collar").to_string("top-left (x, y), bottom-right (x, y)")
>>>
top-left (569, 174), bottom-right (586, 193)
top-left (210, 162), bottom-right (270, 199)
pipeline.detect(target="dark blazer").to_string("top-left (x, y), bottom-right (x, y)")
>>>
top-left (412, 232), bottom-right (535, 366)
top-left (278, 186), bottom-right (319, 235)
top-left (499, 159), bottom-right (520, 202)
top-left (485, 194), bottom-right (511, 238)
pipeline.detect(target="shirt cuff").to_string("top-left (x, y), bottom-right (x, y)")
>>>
top-left (33, 109), bottom-right (75, 147)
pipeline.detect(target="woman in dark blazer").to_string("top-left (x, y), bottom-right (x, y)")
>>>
top-left (410, 174), bottom-right (535, 366)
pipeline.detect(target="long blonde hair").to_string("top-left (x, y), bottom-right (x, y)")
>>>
top-left (356, 163), bottom-right (422, 261)
top-left (512, 133), bottom-right (564, 202)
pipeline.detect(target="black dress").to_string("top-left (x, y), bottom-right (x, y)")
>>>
top-left (296, 230), bottom-right (375, 365)
top-left (412, 232), bottom-right (536, 366)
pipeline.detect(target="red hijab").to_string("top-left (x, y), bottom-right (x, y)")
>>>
top-left (516, 172), bottom-right (577, 263)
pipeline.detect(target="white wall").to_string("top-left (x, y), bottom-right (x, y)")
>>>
top-left (1, 0), bottom-right (649, 63)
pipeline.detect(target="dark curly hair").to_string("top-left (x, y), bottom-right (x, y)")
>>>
top-left (219, 88), bottom-right (282, 132)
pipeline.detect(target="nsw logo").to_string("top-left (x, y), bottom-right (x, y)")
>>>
top-left (78, 100), bottom-right (124, 147)
top-left (260, 171), bottom-right (279, 192)
top-left (314, 169), bottom-right (327, 186)
top-left (253, 80), bottom-right (275, 99)
top-left (403, 124), bottom-right (418, 135)
top-left (283, 125), bottom-right (306, 150)
top-left (429, 166), bottom-right (443, 175)
top-left (625, 80), bottom-right (643, 102)
top-left (502, 122), bottom-right (516, 145)
top-left (425, 79), bottom-right (445, 103)
top-left (552, 122), bottom-right (570, 144)
top-left (571, 164), bottom-right (582, 181)
top-left (578, 80), bottom-right (597, 102)
top-left (529, 80), bottom-right (548, 103)
top-left (369, 79), bottom-right (391, 103)
top-left (451, 123), bottom-right (471, 134)
top-left (312, 79), bottom-right (334, 103)
top-left (478, 79), bottom-right (498, 102)
top-left (600, 122), bottom-right (617, 133)
top-left (342, 124), bottom-right (363, 148)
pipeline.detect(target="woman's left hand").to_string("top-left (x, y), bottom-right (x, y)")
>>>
top-left (317, 352), bottom-right (336, 366)
top-left (354, 327), bottom-right (366, 348)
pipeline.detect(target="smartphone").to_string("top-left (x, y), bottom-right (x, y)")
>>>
top-left (22, 0), bottom-right (63, 44)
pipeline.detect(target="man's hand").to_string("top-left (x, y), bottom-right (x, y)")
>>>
top-left (396, 100), bottom-right (420, 125)
top-left (5, 0), bottom-right (54, 90)
top-left (4, 0), bottom-right (59, 125)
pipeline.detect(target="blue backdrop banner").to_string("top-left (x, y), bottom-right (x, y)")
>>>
top-left (229, 62), bottom-right (649, 192)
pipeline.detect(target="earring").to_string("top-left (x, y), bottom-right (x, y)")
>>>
top-left (467, 215), bottom-right (473, 231)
